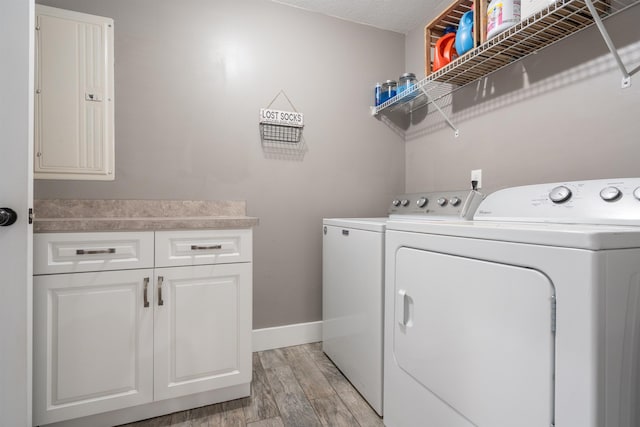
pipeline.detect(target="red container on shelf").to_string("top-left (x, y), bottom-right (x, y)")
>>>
top-left (433, 33), bottom-right (458, 72)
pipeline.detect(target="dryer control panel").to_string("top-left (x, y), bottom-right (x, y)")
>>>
top-left (474, 178), bottom-right (640, 225)
top-left (389, 190), bottom-right (484, 220)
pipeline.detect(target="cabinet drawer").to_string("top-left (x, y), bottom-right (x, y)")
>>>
top-left (34, 232), bottom-right (154, 275)
top-left (155, 229), bottom-right (252, 267)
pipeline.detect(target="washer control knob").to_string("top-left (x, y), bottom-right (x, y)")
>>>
top-left (549, 185), bottom-right (572, 204)
top-left (449, 197), bottom-right (461, 206)
top-left (392, 199), bottom-right (401, 207)
top-left (600, 186), bottom-right (622, 202)
top-left (437, 197), bottom-right (447, 206)
top-left (416, 197), bottom-right (428, 208)
top-left (634, 187), bottom-right (640, 201)
top-left (401, 199), bottom-right (410, 207)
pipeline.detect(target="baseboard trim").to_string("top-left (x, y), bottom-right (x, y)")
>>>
top-left (253, 320), bottom-right (322, 352)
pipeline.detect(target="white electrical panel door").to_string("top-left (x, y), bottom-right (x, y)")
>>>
top-left (35, 5), bottom-right (114, 180)
top-left (393, 247), bottom-right (555, 427)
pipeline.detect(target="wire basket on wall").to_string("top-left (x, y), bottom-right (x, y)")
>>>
top-left (259, 90), bottom-right (304, 145)
top-left (260, 123), bottom-right (303, 143)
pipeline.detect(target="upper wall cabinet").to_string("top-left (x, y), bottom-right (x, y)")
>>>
top-left (35, 5), bottom-right (115, 180)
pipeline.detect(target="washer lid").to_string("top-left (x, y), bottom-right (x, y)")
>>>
top-left (386, 219), bottom-right (640, 250)
top-left (323, 217), bottom-right (386, 232)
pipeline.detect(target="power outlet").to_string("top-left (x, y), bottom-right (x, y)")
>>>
top-left (471, 169), bottom-right (482, 189)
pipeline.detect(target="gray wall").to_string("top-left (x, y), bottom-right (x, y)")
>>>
top-left (403, 5), bottom-right (640, 194)
top-left (35, 0), bottom-right (633, 330)
top-left (35, 0), bottom-right (406, 328)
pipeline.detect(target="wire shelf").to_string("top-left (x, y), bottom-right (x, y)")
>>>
top-left (372, 0), bottom-right (638, 116)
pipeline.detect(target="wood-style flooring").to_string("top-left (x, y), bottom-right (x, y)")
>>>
top-left (119, 343), bottom-right (384, 427)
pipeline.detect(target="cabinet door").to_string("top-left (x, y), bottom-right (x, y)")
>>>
top-left (33, 269), bottom-right (154, 425)
top-left (35, 5), bottom-right (114, 180)
top-left (154, 263), bottom-right (252, 401)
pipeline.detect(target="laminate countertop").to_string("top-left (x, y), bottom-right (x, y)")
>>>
top-left (33, 199), bottom-right (259, 233)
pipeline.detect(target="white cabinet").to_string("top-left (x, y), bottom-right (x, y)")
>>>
top-left (33, 229), bottom-right (252, 426)
top-left (153, 263), bottom-right (252, 401)
top-left (152, 229), bottom-right (252, 401)
top-left (33, 269), bottom-right (154, 425)
top-left (35, 5), bottom-right (114, 180)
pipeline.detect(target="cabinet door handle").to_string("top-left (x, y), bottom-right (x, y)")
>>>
top-left (190, 244), bottom-right (222, 250)
top-left (75, 248), bottom-right (116, 255)
top-left (142, 277), bottom-right (149, 307)
top-left (157, 276), bottom-right (164, 306)
top-left (143, 277), bottom-right (150, 308)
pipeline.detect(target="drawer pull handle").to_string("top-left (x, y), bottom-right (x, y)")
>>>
top-left (190, 244), bottom-right (222, 250)
top-left (75, 248), bottom-right (116, 255)
top-left (158, 276), bottom-right (164, 306)
top-left (143, 277), bottom-right (150, 308)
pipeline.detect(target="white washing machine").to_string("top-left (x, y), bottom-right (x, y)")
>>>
top-left (323, 189), bottom-right (484, 416)
top-left (323, 217), bottom-right (386, 415)
top-left (384, 178), bottom-right (640, 427)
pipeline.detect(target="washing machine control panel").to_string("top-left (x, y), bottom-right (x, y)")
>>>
top-left (389, 190), bottom-right (484, 220)
top-left (475, 178), bottom-right (640, 225)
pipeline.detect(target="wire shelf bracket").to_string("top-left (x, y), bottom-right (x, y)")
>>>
top-left (418, 86), bottom-right (460, 137)
top-left (584, 0), bottom-right (632, 88)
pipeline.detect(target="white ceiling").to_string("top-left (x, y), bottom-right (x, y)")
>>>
top-left (271, 0), bottom-right (449, 34)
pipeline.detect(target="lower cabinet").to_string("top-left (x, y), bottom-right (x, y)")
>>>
top-left (153, 263), bottom-right (252, 401)
top-left (33, 269), bottom-right (155, 424)
top-left (33, 229), bottom-right (252, 426)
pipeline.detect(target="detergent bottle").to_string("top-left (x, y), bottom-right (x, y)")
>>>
top-left (455, 10), bottom-right (474, 56)
top-left (487, 0), bottom-right (521, 39)
top-left (433, 32), bottom-right (457, 72)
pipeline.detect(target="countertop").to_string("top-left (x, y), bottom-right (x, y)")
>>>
top-left (33, 199), bottom-right (259, 232)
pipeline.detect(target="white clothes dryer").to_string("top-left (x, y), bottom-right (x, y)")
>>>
top-left (323, 189), bottom-right (483, 416)
top-left (384, 178), bottom-right (640, 427)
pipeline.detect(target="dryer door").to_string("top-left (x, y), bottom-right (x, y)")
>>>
top-left (393, 247), bottom-right (555, 427)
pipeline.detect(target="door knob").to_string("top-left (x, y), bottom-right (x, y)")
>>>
top-left (0, 208), bottom-right (18, 226)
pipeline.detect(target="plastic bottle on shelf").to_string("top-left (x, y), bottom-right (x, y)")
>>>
top-left (521, 0), bottom-right (555, 21)
top-left (487, 0), bottom-right (521, 39)
top-left (455, 10), bottom-right (474, 55)
top-left (443, 25), bottom-right (456, 35)
top-left (433, 33), bottom-right (457, 72)
top-left (374, 82), bottom-right (382, 106)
